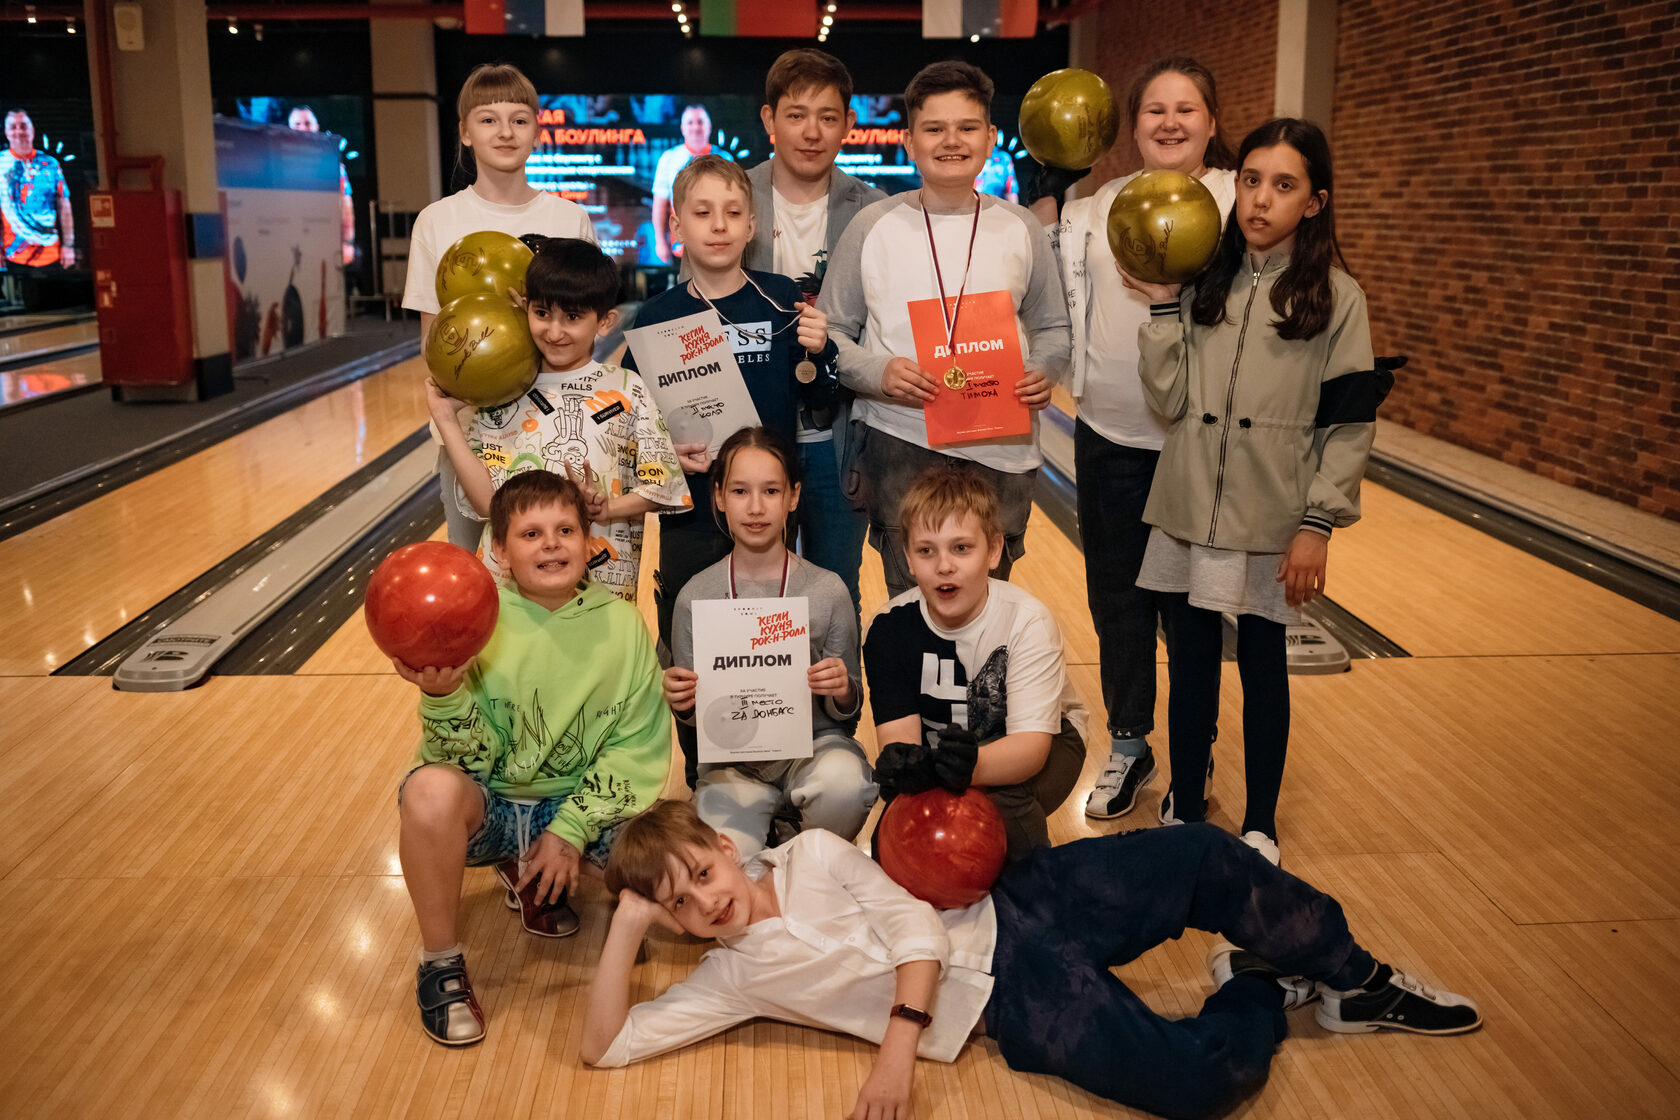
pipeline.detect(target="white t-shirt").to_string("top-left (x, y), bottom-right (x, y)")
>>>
top-left (1078, 167), bottom-right (1236, 449)
top-left (402, 185), bottom-right (596, 315)
top-left (652, 144), bottom-right (709, 200)
top-left (772, 188), bottom-right (829, 287)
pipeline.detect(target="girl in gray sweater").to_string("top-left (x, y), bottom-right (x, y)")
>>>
top-left (661, 427), bottom-right (877, 858)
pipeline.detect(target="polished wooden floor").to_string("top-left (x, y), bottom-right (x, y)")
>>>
top-left (1, 362), bottom-right (1678, 1117)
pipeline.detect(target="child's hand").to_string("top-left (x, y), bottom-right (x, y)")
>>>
top-left (795, 303), bottom-right (829, 353)
top-left (517, 831), bottom-right (580, 905)
top-left (1015, 369), bottom-right (1053, 412)
top-left (848, 1047), bottom-right (916, 1120)
top-left (564, 458), bottom-right (608, 522)
top-left (1116, 266), bottom-right (1182, 305)
top-left (882, 357), bottom-right (939, 405)
top-left (808, 656), bottom-right (852, 700)
top-left (615, 888), bottom-right (683, 935)
top-left (1277, 529), bottom-right (1329, 607)
top-left (673, 441), bottom-right (714, 475)
top-left (425, 378), bottom-right (475, 430)
top-left (663, 666), bottom-right (698, 712)
top-left (390, 656), bottom-right (472, 696)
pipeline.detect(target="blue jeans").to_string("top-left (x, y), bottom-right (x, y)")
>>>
top-left (984, 824), bottom-right (1377, 1120)
top-left (795, 436), bottom-right (867, 618)
top-left (1073, 420), bottom-right (1162, 739)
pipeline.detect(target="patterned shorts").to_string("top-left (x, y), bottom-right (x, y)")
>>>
top-left (398, 764), bottom-right (618, 870)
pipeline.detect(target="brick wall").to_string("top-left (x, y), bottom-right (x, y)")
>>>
top-left (1334, 1), bottom-right (1680, 518)
top-left (1070, 0), bottom-right (1277, 183)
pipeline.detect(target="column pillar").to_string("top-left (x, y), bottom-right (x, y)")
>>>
top-left (369, 5), bottom-right (441, 302)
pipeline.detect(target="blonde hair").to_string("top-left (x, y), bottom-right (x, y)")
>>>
top-left (604, 800), bottom-right (724, 899)
top-left (898, 462), bottom-right (1003, 541)
top-left (671, 154), bottom-right (753, 211)
top-left (456, 63), bottom-right (539, 125)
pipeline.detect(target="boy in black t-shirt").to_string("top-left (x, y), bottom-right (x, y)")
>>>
top-left (862, 463), bottom-right (1086, 860)
top-left (623, 153), bottom-right (839, 787)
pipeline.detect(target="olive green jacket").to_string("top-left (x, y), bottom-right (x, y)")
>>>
top-left (1138, 257), bottom-right (1377, 554)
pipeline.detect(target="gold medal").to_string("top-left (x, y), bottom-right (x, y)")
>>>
top-left (944, 365), bottom-right (968, 390)
top-left (795, 358), bottom-right (817, 384)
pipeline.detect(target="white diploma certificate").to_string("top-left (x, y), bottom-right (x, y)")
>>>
top-left (692, 596), bottom-right (813, 764)
top-left (624, 308), bottom-right (762, 459)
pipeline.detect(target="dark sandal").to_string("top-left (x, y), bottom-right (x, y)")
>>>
top-left (496, 860), bottom-right (580, 938)
top-left (417, 956), bottom-right (485, 1046)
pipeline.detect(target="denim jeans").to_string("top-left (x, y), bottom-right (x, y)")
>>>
top-left (795, 436), bottom-right (867, 618)
top-left (1073, 420), bottom-right (1163, 739)
top-left (858, 427), bottom-right (1037, 599)
top-left (984, 824), bottom-right (1377, 1120)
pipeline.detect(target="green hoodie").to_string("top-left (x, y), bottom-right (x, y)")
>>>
top-left (415, 581), bottom-right (671, 852)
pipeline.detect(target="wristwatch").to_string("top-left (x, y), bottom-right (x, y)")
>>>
top-left (890, 1003), bottom-right (933, 1028)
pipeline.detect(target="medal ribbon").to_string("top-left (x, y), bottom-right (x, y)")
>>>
top-left (728, 549), bottom-right (791, 599)
top-left (921, 191), bottom-right (982, 367)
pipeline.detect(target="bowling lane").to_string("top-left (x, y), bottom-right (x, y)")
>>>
top-left (0, 355), bottom-right (431, 676)
top-left (0, 348), bottom-right (101, 408)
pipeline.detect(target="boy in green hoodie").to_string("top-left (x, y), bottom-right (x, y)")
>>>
top-left (392, 469), bottom-right (672, 1047)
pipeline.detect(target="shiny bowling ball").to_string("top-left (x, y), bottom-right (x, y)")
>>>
top-left (1018, 68), bottom-right (1120, 171)
top-left (435, 230), bottom-right (535, 306)
top-left (1107, 171), bottom-right (1223, 284)
top-left (425, 292), bottom-right (541, 406)
top-left (365, 541), bottom-right (499, 671)
top-left (877, 788), bottom-right (1008, 910)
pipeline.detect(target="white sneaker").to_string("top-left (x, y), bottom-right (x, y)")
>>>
top-left (1241, 830), bottom-right (1281, 867)
top-left (1085, 745), bottom-right (1157, 819)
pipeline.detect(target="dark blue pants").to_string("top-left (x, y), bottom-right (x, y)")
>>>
top-left (983, 825), bottom-right (1376, 1120)
top-left (1073, 420), bottom-right (1163, 739)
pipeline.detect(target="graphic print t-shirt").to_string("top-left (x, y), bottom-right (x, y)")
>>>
top-left (862, 579), bottom-right (1085, 749)
top-left (463, 361), bottom-right (690, 602)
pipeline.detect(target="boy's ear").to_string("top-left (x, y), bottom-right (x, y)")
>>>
top-left (596, 307), bottom-right (621, 338)
top-left (716, 833), bottom-right (741, 864)
top-left (986, 532), bottom-right (1004, 571)
top-left (759, 103), bottom-right (776, 140)
top-left (489, 535), bottom-right (506, 569)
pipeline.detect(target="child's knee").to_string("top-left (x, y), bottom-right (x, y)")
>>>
top-left (399, 765), bottom-right (480, 830)
top-left (791, 745), bottom-right (876, 832)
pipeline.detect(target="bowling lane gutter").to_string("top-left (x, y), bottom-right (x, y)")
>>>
top-left (1034, 405), bottom-right (1409, 662)
top-left (0, 331), bottom-right (420, 544)
top-left (56, 427), bottom-right (435, 678)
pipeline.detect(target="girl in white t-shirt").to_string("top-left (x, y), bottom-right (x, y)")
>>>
top-left (402, 63), bottom-right (597, 549)
top-left (1046, 57), bottom-right (1237, 825)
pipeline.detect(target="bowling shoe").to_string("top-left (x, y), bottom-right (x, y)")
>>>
top-left (496, 859), bottom-right (580, 938)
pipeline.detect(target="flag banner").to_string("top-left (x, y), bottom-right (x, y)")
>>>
top-left (702, 0), bottom-right (819, 37)
top-left (466, 0), bottom-right (584, 36)
top-left (923, 0), bottom-right (1036, 39)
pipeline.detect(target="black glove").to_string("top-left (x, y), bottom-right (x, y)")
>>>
top-left (875, 729), bottom-right (979, 799)
top-left (1022, 157), bottom-right (1092, 208)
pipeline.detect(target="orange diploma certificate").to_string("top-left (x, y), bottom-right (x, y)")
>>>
top-left (906, 290), bottom-right (1030, 446)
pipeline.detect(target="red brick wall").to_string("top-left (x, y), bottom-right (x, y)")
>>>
top-left (1069, 0), bottom-right (1278, 183)
top-left (1333, 1), bottom-right (1680, 519)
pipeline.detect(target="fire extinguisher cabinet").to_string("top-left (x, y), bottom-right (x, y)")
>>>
top-left (89, 190), bottom-right (203, 400)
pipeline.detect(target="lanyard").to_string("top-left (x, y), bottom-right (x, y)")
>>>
top-left (691, 269), bottom-right (804, 337)
top-left (921, 191), bottom-right (982, 373)
top-left (728, 550), bottom-right (791, 599)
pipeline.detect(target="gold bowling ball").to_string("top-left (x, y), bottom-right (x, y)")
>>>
top-left (425, 292), bottom-right (541, 407)
top-left (1106, 171), bottom-right (1222, 285)
top-left (1018, 68), bottom-right (1120, 171)
top-left (435, 230), bottom-right (535, 307)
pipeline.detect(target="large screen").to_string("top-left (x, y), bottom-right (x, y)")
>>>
top-left (527, 93), bottom-right (1027, 266)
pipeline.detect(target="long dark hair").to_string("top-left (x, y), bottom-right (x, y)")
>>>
top-left (1126, 55), bottom-right (1235, 172)
top-left (710, 426), bottom-right (802, 536)
top-left (1191, 118), bottom-right (1347, 341)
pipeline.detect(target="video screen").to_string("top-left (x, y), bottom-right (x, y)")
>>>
top-left (1, 99), bottom-right (96, 297)
top-left (528, 93), bottom-right (1027, 267)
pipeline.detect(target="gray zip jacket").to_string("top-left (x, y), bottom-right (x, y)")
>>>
top-left (1138, 256), bottom-right (1378, 553)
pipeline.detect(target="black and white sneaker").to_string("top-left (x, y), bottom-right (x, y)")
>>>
top-left (1085, 744), bottom-right (1157, 819)
top-left (1159, 757), bottom-right (1214, 825)
top-left (1207, 940), bottom-right (1317, 1010)
top-left (1316, 969), bottom-right (1483, 1035)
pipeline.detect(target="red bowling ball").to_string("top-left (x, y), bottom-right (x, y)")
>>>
top-left (364, 541), bottom-right (499, 671)
top-left (877, 788), bottom-right (1008, 910)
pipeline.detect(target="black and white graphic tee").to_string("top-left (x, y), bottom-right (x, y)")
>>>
top-left (863, 580), bottom-right (1085, 749)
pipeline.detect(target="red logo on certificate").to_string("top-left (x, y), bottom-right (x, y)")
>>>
top-left (907, 290), bottom-right (1030, 446)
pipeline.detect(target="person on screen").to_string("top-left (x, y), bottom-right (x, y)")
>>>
top-left (286, 105), bottom-right (356, 267)
top-left (2, 110), bottom-right (75, 272)
top-left (651, 104), bottom-right (717, 264)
